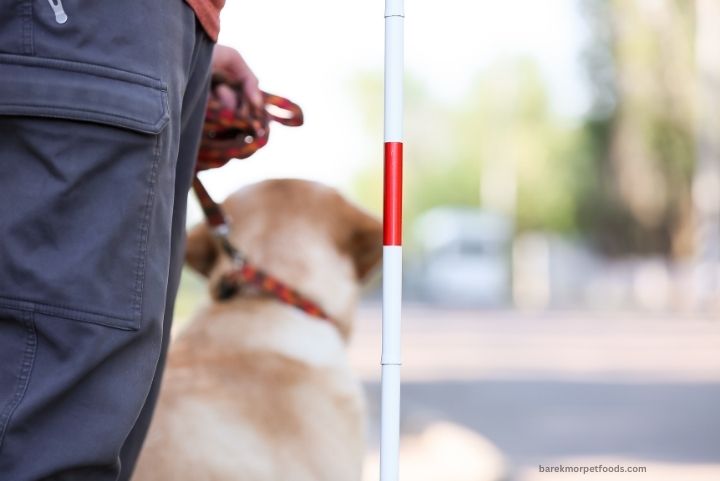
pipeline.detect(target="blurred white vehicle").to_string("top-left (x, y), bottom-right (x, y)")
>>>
top-left (413, 207), bottom-right (512, 306)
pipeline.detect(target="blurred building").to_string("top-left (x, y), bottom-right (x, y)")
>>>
top-left (410, 207), bottom-right (513, 307)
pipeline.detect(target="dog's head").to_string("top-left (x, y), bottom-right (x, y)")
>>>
top-left (186, 179), bottom-right (382, 336)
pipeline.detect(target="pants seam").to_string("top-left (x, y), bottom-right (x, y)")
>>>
top-left (131, 134), bottom-right (163, 324)
top-left (0, 311), bottom-right (38, 454)
top-left (21, 0), bottom-right (34, 56)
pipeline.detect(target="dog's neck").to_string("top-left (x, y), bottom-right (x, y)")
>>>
top-left (206, 245), bottom-right (360, 340)
top-left (174, 297), bottom-right (354, 369)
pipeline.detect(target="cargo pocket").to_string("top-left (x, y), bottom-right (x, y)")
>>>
top-left (0, 53), bottom-right (171, 330)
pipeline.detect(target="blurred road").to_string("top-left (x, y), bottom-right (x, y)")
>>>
top-left (351, 306), bottom-right (720, 480)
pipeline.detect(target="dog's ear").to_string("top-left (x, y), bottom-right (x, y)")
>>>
top-left (345, 207), bottom-right (383, 281)
top-left (185, 223), bottom-right (218, 277)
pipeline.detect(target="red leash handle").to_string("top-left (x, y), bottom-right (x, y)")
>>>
top-left (196, 76), bottom-right (304, 173)
top-left (263, 93), bottom-right (304, 127)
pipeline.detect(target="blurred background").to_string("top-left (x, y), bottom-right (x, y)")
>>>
top-left (177, 1), bottom-right (720, 480)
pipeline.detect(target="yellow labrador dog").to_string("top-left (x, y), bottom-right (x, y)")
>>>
top-left (133, 179), bottom-right (382, 481)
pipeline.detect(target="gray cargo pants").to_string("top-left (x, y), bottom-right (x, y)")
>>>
top-left (0, 1), bottom-right (214, 479)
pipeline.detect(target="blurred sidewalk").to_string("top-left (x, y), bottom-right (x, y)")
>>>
top-left (350, 305), bottom-right (720, 382)
top-left (353, 305), bottom-right (720, 480)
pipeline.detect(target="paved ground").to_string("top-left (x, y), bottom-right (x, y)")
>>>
top-left (350, 305), bottom-right (720, 480)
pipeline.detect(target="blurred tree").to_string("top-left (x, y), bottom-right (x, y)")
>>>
top-left (580, 0), bottom-right (695, 258)
top-left (459, 60), bottom-right (591, 234)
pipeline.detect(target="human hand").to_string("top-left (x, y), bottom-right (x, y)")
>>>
top-left (211, 44), bottom-right (263, 111)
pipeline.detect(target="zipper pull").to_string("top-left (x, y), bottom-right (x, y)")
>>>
top-left (47, 0), bottom-right (68, 24)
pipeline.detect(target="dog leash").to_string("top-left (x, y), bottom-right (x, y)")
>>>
top-left (193, 76), bottom-right (333, 324)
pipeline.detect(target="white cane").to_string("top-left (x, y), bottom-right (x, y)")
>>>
top-left (380, 1), bottom-right (404, 480)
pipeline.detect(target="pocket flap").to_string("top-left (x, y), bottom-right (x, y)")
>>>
top-left (0, 54), bottom-right (170, 134)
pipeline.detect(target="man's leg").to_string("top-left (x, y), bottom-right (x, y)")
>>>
top-left (0, 1), bottom-right (212, 479)
top-left (118, 32), bottom-right (215, 481)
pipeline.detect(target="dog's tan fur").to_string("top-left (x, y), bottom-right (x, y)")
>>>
top-left (133, 179), bottom-right (382, 481)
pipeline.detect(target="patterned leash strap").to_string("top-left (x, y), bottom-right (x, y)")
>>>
top-left (218, 264), bottom-right (330, 321)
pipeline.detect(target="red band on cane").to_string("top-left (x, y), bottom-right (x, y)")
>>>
top-left (383, 142), bottom-right (403, 246)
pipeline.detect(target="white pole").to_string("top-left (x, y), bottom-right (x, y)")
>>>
top-left (381, 1), bottom-right (403, 481)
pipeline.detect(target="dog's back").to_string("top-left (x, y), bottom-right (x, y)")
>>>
top-left (135, 300), bottom-right (365, 481)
